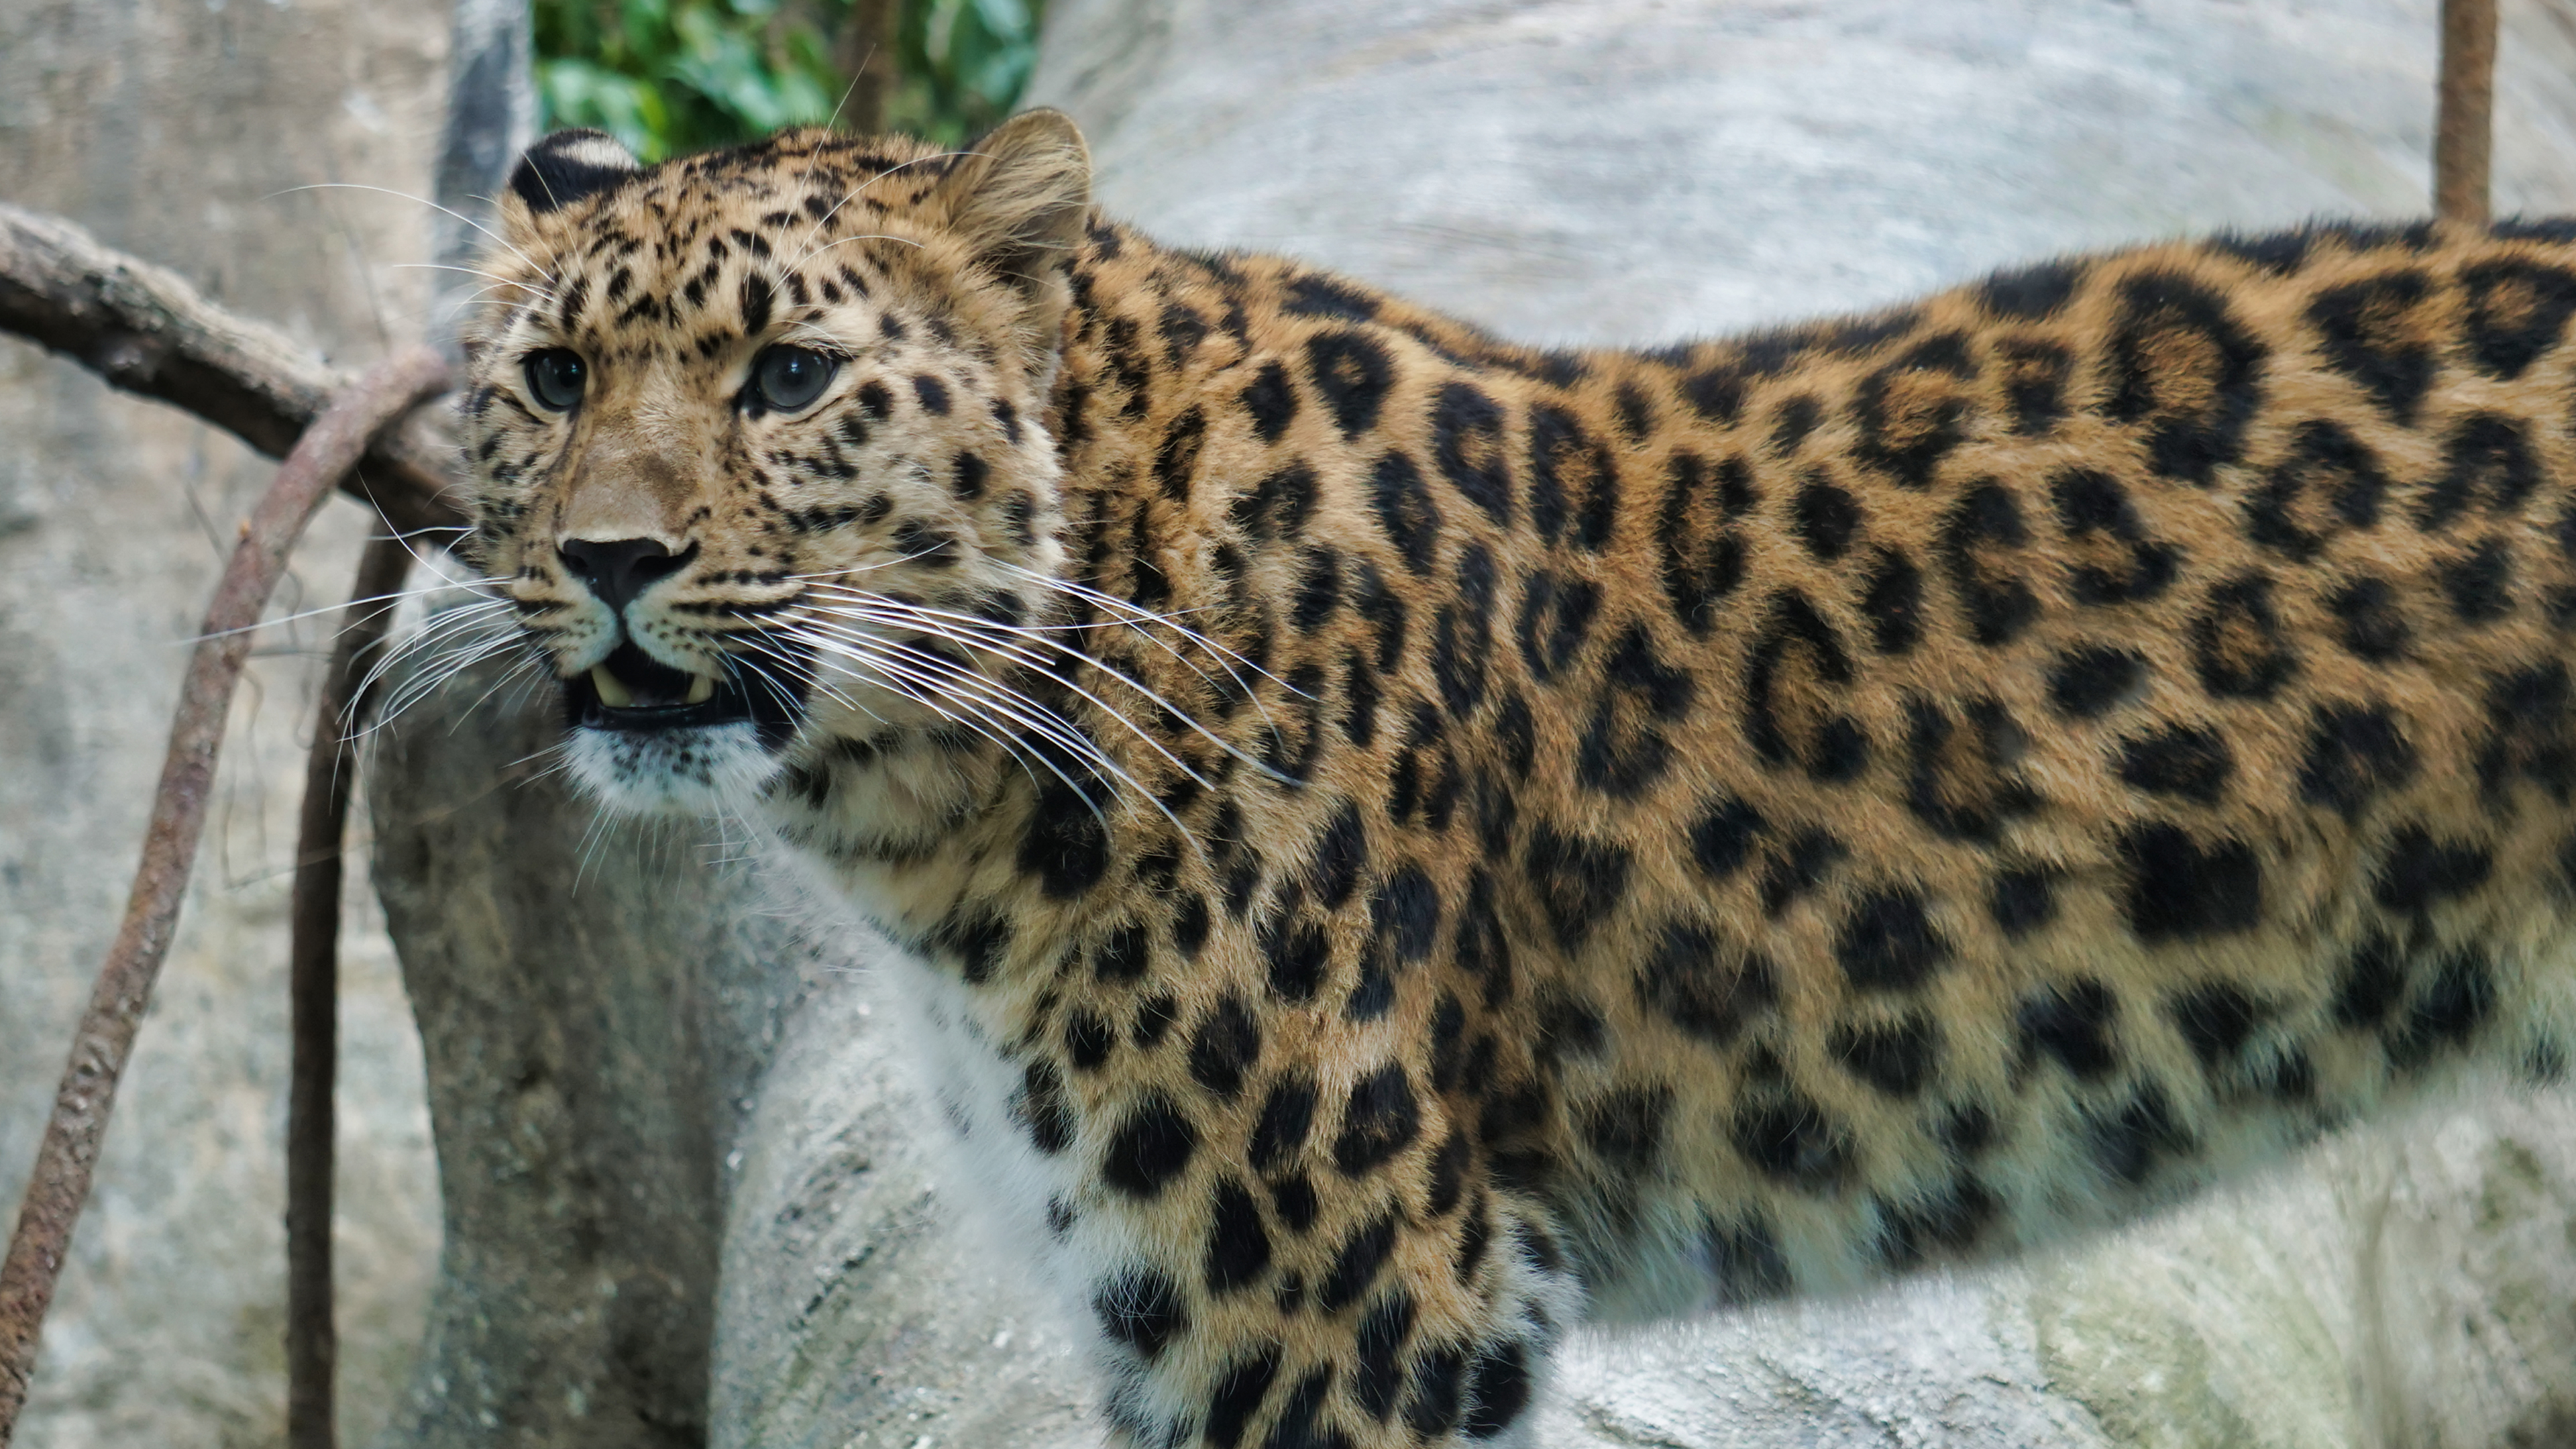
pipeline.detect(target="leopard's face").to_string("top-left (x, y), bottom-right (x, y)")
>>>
top-left (457, 119), bottom-right (1090, 816)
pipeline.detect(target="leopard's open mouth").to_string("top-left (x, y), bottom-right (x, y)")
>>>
top-left (565, 639), bottom-right (808, 745)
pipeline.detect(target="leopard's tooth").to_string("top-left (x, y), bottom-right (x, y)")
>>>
top-left (591, 664), bottom-right (635, 708)
top-left (685, 673), bottom-right (716, 706)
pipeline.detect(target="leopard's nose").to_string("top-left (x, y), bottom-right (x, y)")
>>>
top-left (559, 537), bottom-right (696, 615)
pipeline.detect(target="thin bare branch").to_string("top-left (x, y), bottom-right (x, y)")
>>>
top-left (0, 202), bottom-right (466, 537)
top-left (286, 527), bottom-right (416, 1449)
top-left (2436, 0), bottom-right (2498, 226)
top-left (0, 347), bottom-right (451, 1444)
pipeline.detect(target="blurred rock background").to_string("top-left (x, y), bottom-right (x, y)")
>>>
top-left (18, 1), bottom-right (2576, 1446)
top-left (0, 3), bottom-right (449, 1445)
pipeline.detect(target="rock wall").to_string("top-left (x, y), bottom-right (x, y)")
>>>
top-left (0, 1), bottom-right (448, 1443)
top-left (367, 650), bottom-right (1101, 1447)
top-left (1032, 0), bottom-right (2576, 338)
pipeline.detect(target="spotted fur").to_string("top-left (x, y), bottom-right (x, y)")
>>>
top-left (461, 113), bottom-right (2576, 1446)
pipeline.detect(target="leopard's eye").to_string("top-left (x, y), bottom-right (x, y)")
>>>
top-left (749, 345), bottom-right (837, 414)
top-left (523, 349), bottom-right (587, 412)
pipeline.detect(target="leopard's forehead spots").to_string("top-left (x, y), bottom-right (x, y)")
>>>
top-left (478, 129), bottom-right (993, 368)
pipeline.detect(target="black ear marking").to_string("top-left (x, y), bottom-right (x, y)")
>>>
top-left (509, 129), bottom-right (641, 214)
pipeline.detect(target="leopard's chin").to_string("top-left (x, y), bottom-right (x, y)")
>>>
top-left (564, 718), bottom-right (786, 816)
top-left (555, 639), bottom-right (813, 814)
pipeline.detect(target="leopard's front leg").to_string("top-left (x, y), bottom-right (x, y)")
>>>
top-left (1055, 1067), bottom-right (1583, 1449)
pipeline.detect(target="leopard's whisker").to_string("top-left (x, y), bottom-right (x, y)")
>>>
top-left (794, 592), bottom-right (1249, 757)
top-left (792, 602), bottom-right (1245, 791)
top-left (392, 262), bottom-right (556, 294)
top-left (799, 579), bottom-right (1292, 742)
top-left (515, 753), bottom-right (580, 788)
top-left (723, 629), bottom-right (969, 796)
top-left (447, 648), bottom-right (556, 736)
top-left (363, 614), bottom-right (533, 735)
top-left (782, 93), bottom-right (865, 235)
top-left (782, 621), bottom-right (1133, 794)
top-left (794, 592), bottom-right (1134, 684)
top-left (995, 560), bottom-right (1299, 694)
top-left (361, 609), bottom-right (512, 708)
top-left (777, 559), bottom-right (991, 584)
top-left (785, 589), bottom-right (1300, 767)
top-left (991, 565), bottom-right (1310, 746)
top-left (356, 598), bottom-right (518, 708)
top-left (775, 625), bottom-right (1142, 832)
top-left (902, 590), bottom-right (1309, 754)
top-left (570, 784), bottom-right (630, 892)
top-left (777, 585), bottom-right (1155, 635)
top-left (723, 629), bottom-right (885, 727)
top-left (268, 182), bottom-right (559, 286)
top-left (377, 528), bottom-right (504, 596)
top-left (439, 285), bottom-right (556, 317)
top-left (368, 638), bottom-right (521, 736)
top-left (794, 233), bottom-right (928, 270)
top-left (780, 619), bottom-right (1201, 847)
top-left (188, 585), bottom-right (505, 647)
top-left (502, 735), bottom-right (574, 775)
top-left (810, 669), bottom-right (1093, 824)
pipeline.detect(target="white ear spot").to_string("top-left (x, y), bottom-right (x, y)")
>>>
top-left (509, 128), bottom-right (642, 215)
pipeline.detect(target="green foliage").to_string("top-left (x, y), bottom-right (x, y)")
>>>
top-left (533, 0), bottom-right (1044, 162)
top-left (883, 0), bottom-right (1044, 145)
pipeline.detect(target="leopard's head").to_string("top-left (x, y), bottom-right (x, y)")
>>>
top-left (459, 111), bottom-right (1091, 815)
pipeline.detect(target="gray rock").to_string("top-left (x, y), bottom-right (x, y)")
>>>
top-left (0, 0), bottom-right (448, 1444)
top-left (367, 647), bottom-right (756, 1448)
top-left (1030, 0), bottom-right (2576, 341)
top-left (366, 638), bottom-right (1107, 1449)
top-left (711, 916), bottom-right (1094, 1449)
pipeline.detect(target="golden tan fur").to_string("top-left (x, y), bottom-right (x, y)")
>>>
top-left (461, 111), bottom-right (2576, 1446)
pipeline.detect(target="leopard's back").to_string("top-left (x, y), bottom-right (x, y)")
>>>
top-left (1044, 215), bottom-right (2576, 1318)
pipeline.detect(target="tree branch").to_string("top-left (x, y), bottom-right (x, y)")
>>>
top-left (0, 348), bottom-right (451, 1444)
top-left (286, 527), bottom-right (417, 1449)
top-left (0, 202), bottom-right (468, 538)
top-left (2436, 0), bottom-right (2498, 226)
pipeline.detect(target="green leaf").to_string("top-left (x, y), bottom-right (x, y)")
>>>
top-left (967, 0), bottom-right (1030, 42)
top-left (536, 59), bottom-right (672, 160)
top-left (536, 0), bottom-right (1050, 158)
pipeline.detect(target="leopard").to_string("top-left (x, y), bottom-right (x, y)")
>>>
top-left (454, 109), bottom-right (2576, 1446)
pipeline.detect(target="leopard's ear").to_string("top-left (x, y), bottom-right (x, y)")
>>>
top-left (931, 108), bottom-right (1093, 307)
top-left (500, 128), bottom-right (641, 233)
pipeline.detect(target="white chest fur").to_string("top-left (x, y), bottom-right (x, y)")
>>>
top-left (874, 947), bottom-right (1155, 1371)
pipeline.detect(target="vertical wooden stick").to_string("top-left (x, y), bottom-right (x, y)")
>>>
top-left (0, 349), bottom-right (447, 1444)
top-left (284, 528), bottom-right (417, 1449)
top-left (2436, 0), bottom-right (2499, 225)
top-left (835, 0), bottom-right (904, 134)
